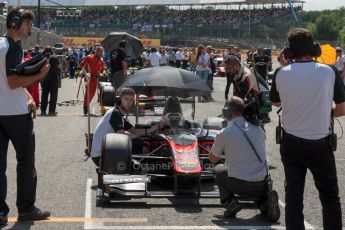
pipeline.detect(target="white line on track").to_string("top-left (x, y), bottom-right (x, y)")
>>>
top-left (84, 178), bottom-right (93, 229)
top-left (278, 200), bottom-right (316, 230)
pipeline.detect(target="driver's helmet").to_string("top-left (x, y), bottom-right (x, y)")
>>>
top-left (166, 113), bottom-right (185, 129)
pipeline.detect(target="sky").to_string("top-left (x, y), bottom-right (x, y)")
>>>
top-left (302, 0), bottom-right (345, 11)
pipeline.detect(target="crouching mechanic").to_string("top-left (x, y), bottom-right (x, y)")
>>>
top-left (90, 88), bottom-right (162, 167)
top-left (208, 96), bottom-right (280, 222)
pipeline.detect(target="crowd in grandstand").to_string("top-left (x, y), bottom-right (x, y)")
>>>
top-left (42, 6), bottom-right (298, 31)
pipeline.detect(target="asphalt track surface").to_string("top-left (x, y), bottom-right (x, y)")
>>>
top-left (1, 66), bottom-right (345, 230)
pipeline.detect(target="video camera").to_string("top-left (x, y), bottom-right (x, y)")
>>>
top-left (243, 90), bottom-right (272, 126)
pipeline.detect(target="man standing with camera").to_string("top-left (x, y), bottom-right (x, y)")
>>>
top-left (209, 96), bottom-right (280, 222)
top-left (270, 28), bottom-right (345, 230)
top-left (0, 7), bottom-right (51, 225)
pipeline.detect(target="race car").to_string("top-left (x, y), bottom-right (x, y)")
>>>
top-left (90, 90), bottom-right (226, 204)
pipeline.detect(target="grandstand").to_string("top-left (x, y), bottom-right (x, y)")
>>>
top-left (6, 0), bottom-right (304, 48)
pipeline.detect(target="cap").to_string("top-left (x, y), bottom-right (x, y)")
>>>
top-left (336, 47), bottom-right (343, 52)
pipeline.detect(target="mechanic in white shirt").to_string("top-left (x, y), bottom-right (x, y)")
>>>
top-left (209, 97), bottom-right (280, 222)
top-left (147, 48), bottom-right (161, 67)
top-left (335, 47), bottom-right (345, 84)
top-left (91, 88), bottom-right (162, 167)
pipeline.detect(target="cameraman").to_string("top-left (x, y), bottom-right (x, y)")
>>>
top-left (209, 97), bottom-right (279, 222)
top-left (40, 46), bottom-right (62, 116)
top-left (0, 7), bottom-right (51, 224)
top-left (270, 28), bottom-right (345, 230)
top-left (223, 54), bottom-right (268, 101)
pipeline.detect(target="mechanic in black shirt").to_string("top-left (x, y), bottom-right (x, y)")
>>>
top-left (91, 88), bottom-right (163, 167)
top-left (110, 40), bottom-right (128, 90)
top-left (40, 46), bottom-right (62, 116)
top-left (254, 47), bottom-right (270, 81)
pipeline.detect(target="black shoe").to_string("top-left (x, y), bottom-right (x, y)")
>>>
top-left (18, 207), bottom-right (51, 221)
top-left (48, 111), bottom-right (58, 116)
top-left (83, 106), bottom-right (88, 115)
top-left (266, 190), bottom-right (280, 222)
top-left (224, 199), bottom-right (242, 218)
top-left (40, 111), bottom-right (47, 116)
top-left (0, 212), bottom-right (8, 225)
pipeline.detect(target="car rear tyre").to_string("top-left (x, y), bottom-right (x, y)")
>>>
top-left (101, 85), bottom-right (115, 107)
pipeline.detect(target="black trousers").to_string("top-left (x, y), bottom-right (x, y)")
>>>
top-left (225, 74), bottom-right (234, 100)
top-left (176, 60), bottom-right (182, 68)
top-left (111, 72), bottom-right (125, 91)
top-left (0, 114), bottom-right (37, 215)
top-left (280, 133), bottom-right (342, 230)
top-left (214, 164), bottom-right (266, 205)
top-left (41, 79), bottom-right (58, 113)
top-left (182, 60), bottom-right (188, 69)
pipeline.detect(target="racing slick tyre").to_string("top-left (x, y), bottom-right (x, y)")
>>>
top-left (203, 117), bottom-right (227, 130)
top-left (98, 82), bottom-right (112, 90)
top-left (101, 85), bottom-right (115, 107)
top-left (100, 133), bottom-right (132, 174)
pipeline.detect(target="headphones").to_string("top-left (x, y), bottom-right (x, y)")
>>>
top-left (9, 9), bottom-right (25, 29)
top-left (222, 106), bottom-right (234, 120)
top-left (283, 42), bottom-right (322, 59)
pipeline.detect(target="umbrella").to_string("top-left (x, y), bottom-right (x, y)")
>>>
top-left (121, 66), bottom-right (211, 98)
top-left (101, 32), bottom-right (144, 59)
top-left (316, 44), bottom-right (336, 65)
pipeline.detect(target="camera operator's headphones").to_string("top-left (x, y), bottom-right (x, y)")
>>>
top-left (222, 106), bottom-right (234, 120)
top-left (283, 42), bottom-right (321, 59)
top-left (8, 9), bottom-right (25, 29)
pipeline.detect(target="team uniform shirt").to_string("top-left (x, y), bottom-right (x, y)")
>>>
top-left (78, 54), bottom-right (104, 77)
top-left (270, 61), bottom-right (345, 140)
top-left (91, 107), bottom-right (133, 157)
top-left (110, 48), bottom-right (126, 74)
top-left (211, 116), bottom-right (267, 182)
top-left (0, 37), bottom-right (28, 116)
top-left (148, 52), bottom-right (161, 67)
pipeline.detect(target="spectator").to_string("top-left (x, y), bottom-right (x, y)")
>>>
top-left (175, 48), bottom-right (184, 68)
top-left (167, 48), bottom-right (176, 67)
top-left (147, 47), bottom-right (161, 67)
top-left (40, 46), bottom-right (62, 116)
top-left (209, 96), bottom-right (280, 222)
top-left (254, 47), bottom-right (270, 81)
top-left (110, 40), bottom-right (128, 91)
top-left (0, 7), bottom-right (51, 225)
top-left (189, 48), bottom-right (197, 72)
top-left (159, 48), bottom-right (169, 66)
top-left (195, 45), bottom-right (210, 102)
top-left (270, 28), bottom-right (345, 230)
top-left (67, 48), bottom-right (78, 79)
top-left (24, 50), bottom-right (40, 108)
top-left (182, 49), bottom-right (189, 70)
top-left (335, 47), bottom-right (345, 85)
top-left (30, 44), bottom-right (40, 57)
